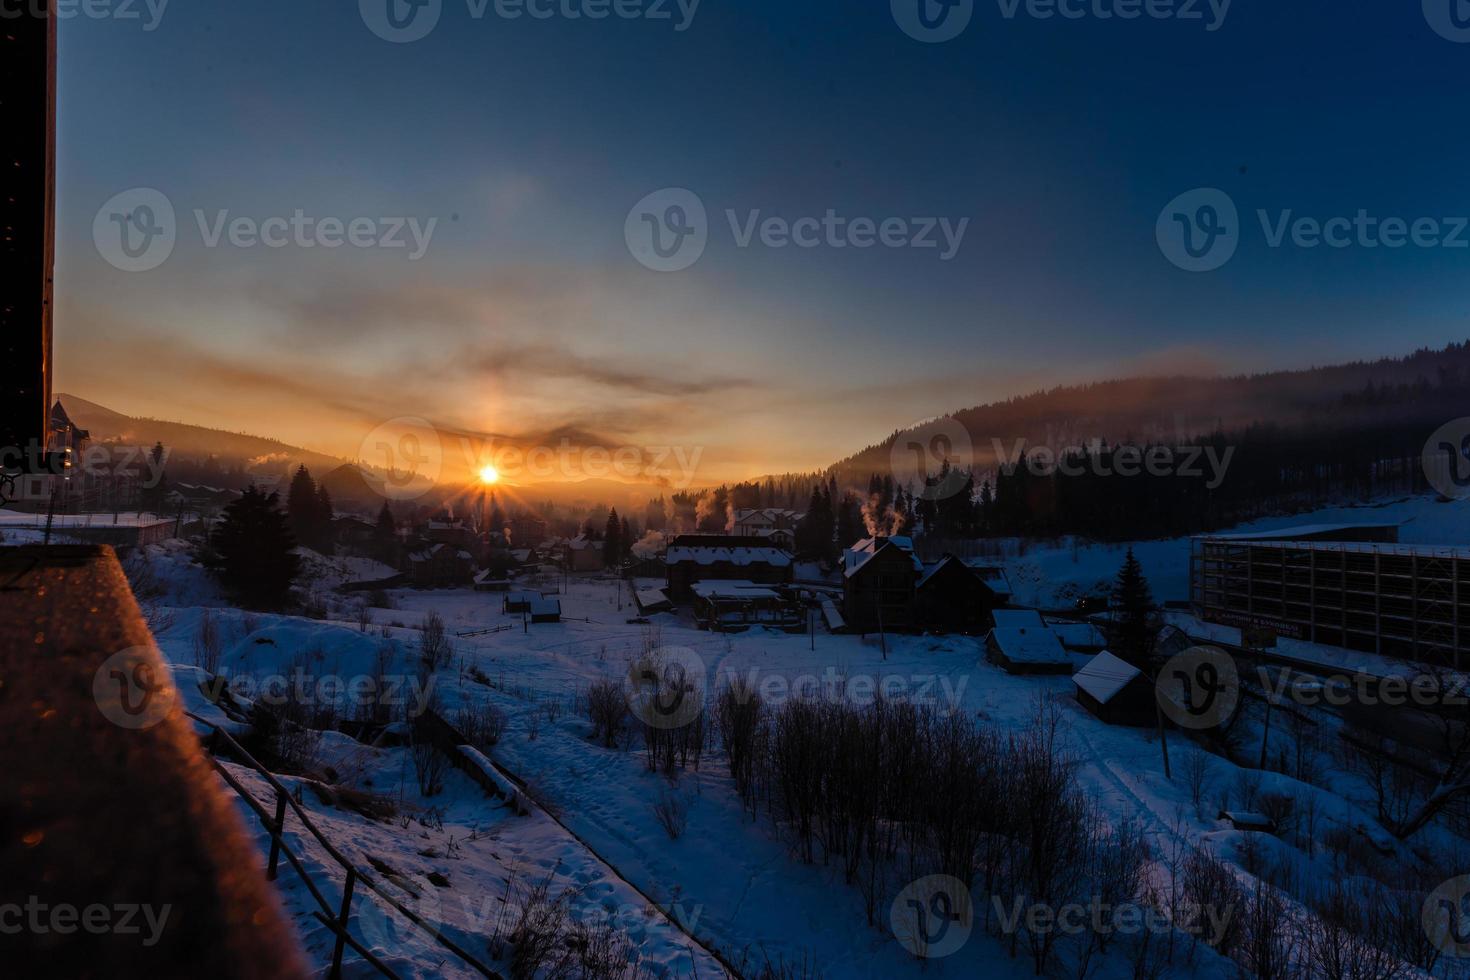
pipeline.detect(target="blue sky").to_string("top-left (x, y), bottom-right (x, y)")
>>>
top-left (52, 0), bottom-right (1470, 481)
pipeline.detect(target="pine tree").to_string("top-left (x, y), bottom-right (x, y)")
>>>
top-left (141, 441), bottom-right (169, 516)
top-left (212, 487), bottom-right (300, 609)
top-left (374, 501), bottom-right (398, 563)
top-left (287, 465), bottom-right (318, 545)
top-left (603, 509), bottom-right (622, 567)
top-left (1111, 548), bottom-right (1158, 666)
top-left (315, 485), bottom-right (334, 550)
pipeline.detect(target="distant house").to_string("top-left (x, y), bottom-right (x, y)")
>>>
top-left (424, 520), bottom-right (476, 549)
top-left (691, 580), bottom-right (797, 631)
top-left (1072, 651), bottom-right (1155, 725)
top-left (964, 563), bottom-right (1014, 604)
top-left (563, 535), bottom-right (604, 573)
top-left (635, 588), bottom-right (674, 615)
top-left (986, 626), bottom-right (1072, 674)
top-left (529, 598), bottom-right (562, 624)
top-left (665, 535), bottom-right (794, 600)
top-left (504, 590), bottom-right (541, 614)
top-left (915, 555), bottom-right (1002, 634)
top-left (842, 538), bottom-right (923, 634)
top-left (1049, 621), bottom-right (1108, 653)
top-left (509, 514), bottom-right (550, 549)
top-left (509, 547), bottom-right (541, 568)
top-left (732, 508), bottom-right (803, 538)
top-left (333, 516), bottom-right (377, 550)
top-left (406, 543), bottom-right (475, 588)
top-left (473, 570), bottom-right (512, 592)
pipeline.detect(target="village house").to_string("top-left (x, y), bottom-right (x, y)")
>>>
top-left (986, 624), bottom-right (1073, 674)
top-left (332, 515), bottom-right (377, 550)
top-left (563, 534), bottom-right (604, 572)
top-left (914, 555), bottom-right (1003, 634)
top-left (406, 542), bottom-right (475, 588)
top-left (842, 537), bottom-right (923, 634)
top-left (732, 508), bottom-right (803, 549)
top-left (1072, 651), bottom-right (1155, 726)
top-left (664, 534), bottom-right (794, 600)
top-left (732, 508), bottom-right (803, 537)
top-left (508, 513), bottom-right (550, 548)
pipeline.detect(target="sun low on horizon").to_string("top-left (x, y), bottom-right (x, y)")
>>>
top-left (478, 464), bottom-right (501, 486)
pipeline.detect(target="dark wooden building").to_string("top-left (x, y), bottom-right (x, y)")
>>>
top-left (665, 535), bottom-right (793, 599)
top-left (915, 555), bottom-right (1002, 634)
top-left (1072, 651), bottom-right (1154, 726)
top-left (843, 540), bottom-right (921, 633)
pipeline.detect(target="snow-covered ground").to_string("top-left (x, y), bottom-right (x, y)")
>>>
top-left (122, 491), bottom-right (1470, 978)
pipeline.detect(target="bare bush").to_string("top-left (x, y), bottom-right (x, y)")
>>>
top-left (1237, 880), bottom-right (1300, 980)
top-left (1303, 878), bottom-right (1408, 980)
top-left (457, 701), bottom-right (507, 750)
top-left (651, 788), bottom-right (690, 840)
top-left (193, 609), bottom-right (223, 674)
top-left (716, 677), bottom-right (766, 809)
top-left (585, 680), bottom-right (629, 748)
top-left (1181, 846), bottom-right (1244, 957)
top-left (1183, 743), bottom-right (1212, 816)
top-left (418, 610), bottom-right (453, 670)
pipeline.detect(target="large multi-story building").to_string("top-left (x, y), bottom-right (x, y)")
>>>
top-left (1190, 523), bottom-right (1470, 666)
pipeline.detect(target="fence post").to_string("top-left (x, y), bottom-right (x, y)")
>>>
top-left (330, 868), bottom-right (357, 980)
top-left (266, 790), bottom-right (287, 881)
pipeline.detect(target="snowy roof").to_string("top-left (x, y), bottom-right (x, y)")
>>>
top-left (821, 598), bottom-right (846, 631)
top-left (691, 581), bottom-right (782, 601)
top-left (636, 588), bottom-right (673, 610)
top-left (843, 537), bottom-right (923, 577)
top-left (507, 590), bottom-right (541, 603)
top-left (992, 609), bottom-right (1045, 630)
top-left (965, 563), bottom-right (1014, 594)
top-left (988, 627), bottom-right (1070, 665)
top-left (1048, 622), bottom-right (1108, 649)
top-left (733, 508), bottom-right (802, 524)
top-left (666, 545), bottom-right (792, 567)
top-left (1202, 523), bottom-right (1399, 542)
top-left (529, 598), bottom-right (561, 616)
top-left (916, 555), bottom-right (1002, 591)
top-left (1072, 651), bottom-right (1142, 704)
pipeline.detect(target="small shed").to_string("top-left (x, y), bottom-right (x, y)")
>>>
top-left (474, 571), bottom-right (512, 593)
top-left (1049, 621), bottom-right (1108, 653)
top-left (504, 591), bottom-right (539, 614)
top-left (991, 609), bottom-right (1046, 630)
top-left (635, 588), bottom-right (674, 615)
top-left (1219, 811), bottom-right (1275, 833)
top-left (986, 626), bottom-right (1072, 675)
top-left (529, 598), bottom-right (562, 624)
top-left (1072, 651), bottom-right (1154, 726)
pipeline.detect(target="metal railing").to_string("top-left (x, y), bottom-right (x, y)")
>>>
top-left (187, 711), bottom-right (503, 980)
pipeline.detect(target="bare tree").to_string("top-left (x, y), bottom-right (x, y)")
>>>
top-left (193, 609), bottom-right (223, 674)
